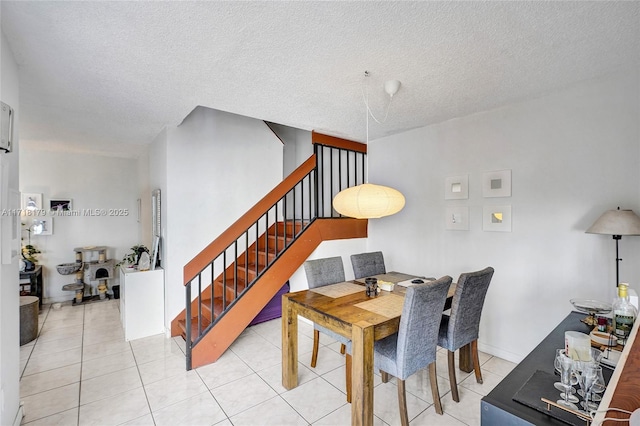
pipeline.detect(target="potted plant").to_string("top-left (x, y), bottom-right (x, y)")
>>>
top-left (21, 222), bottom-right (41, 271)
top-left (22, 244), bottom-right (41, 271)
top-left (117, 244), bottom-right (149, 267)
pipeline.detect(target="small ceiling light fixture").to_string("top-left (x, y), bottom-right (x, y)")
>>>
top-left (332, 72), bottom-right (405, 219)
top-left (586, 207), bottom-right (640, 287)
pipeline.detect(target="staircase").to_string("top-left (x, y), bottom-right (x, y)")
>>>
top-left (171, 132), bottom-right (368, 370)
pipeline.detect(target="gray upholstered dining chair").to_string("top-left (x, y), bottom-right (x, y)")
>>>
top-left (303, 257), bottom-right (350, 368)
top-left (437, 266), bottom-right (494, 403)
top-left (346, 275), bottom-right (453, 423)
top-left (350, 251), bottom-right (386, 279)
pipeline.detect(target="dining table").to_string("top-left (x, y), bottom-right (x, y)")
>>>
top-left (281, 271), bottom-right (463, 426)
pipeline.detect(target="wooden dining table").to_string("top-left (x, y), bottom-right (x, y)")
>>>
top-left (281, 271), bottom-right (462, 426)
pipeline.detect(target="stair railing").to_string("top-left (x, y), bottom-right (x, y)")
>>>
top-left (183, 136), bottom-right (366, 369)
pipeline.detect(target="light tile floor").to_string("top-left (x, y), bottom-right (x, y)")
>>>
top-left (19, 300), bottom-right (517, 425)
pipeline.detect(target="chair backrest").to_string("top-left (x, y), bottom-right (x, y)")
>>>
top-left (396, 275), bottom-right (453, 379)
top-left (350, 251), bottom-right (386, 279)
top-left (446, 267), bottom-right (494, 350)
top-left (303, 256), bottom-right (345, 289)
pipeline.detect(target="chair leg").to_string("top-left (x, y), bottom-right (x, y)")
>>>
top-left (311, 329), bottom-right (320, 368)
top-left (397, 378), bottom-right (410, 426)
top-left (381, 371), bottom-right (390, 383)
top-left (428, 362), bottom-right (443, 415)
top-left (448, 350), bottom-right (460, 402)
top-left (472, 339), bottom-right (483, 384)
top-left (340, 344), bottom-right (346, 355)
top-left (345, 354), bottom-right (352, 403)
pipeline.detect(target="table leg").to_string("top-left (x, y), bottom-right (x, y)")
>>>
top-left (282, 295), bottom-right (298, 389)
top-left (351, 321), bottom-right (374, 426)
top-left (459, 343), bottom-right (473, 373)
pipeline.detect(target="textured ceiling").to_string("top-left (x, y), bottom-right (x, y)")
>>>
top-left (2, 1), bottom-right (639, 158)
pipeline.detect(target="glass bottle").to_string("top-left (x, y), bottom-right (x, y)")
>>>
top-left (612, 283), bottom-right (638, 345)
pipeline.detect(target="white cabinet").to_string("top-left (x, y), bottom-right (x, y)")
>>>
top-left (119, 267), bottom-right (164, 341)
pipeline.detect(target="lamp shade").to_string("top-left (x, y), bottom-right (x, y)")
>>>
top-left (333, 183), bottom-right (405, 219)
top-left (586, 208), bottom-right (640, 236)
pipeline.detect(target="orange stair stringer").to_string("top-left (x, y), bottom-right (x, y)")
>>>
top-left (189, 217), bottom-right (366, 369)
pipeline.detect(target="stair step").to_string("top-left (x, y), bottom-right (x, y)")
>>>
top-left (199, 296), bottom-right (225, 317)
top-left (272, 220), bottom-right (308, 235)
top-left (248, 249), bottom-right (276, 264)
top-left (258, 234), bottom-right (286, 251)
top-left (215, 277), bottom-right (248, 300)
top-left (237, 262), bottom-right (264, 277)
top-left (177, 316), bottom-right (212, 341)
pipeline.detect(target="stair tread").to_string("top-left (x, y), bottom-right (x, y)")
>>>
top-left (199, 296), bottom-right (226, 316)
top-left (215, 279), bottom-right (249, 299)
top-left (177, 316), bottom-right (212, 341)
top-left (237, 262), bottom-right (266, 272)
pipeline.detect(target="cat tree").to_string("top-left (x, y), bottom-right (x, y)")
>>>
top-left (58, 246), bottom-right (115, 305)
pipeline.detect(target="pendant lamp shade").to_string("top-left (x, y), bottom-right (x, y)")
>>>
top-left (333, 183), bottom-right (405, 219)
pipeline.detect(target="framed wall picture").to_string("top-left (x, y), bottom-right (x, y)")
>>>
top-left (483, 170), bottom-right (511, 198)
top-left (444, 175), bottom-right (469, 200)
top-left (445, 206), bottom-right (469, 231)
top-left (151, 235), bottom-right (161, 270)
top-left (50, 199), bottom-right (72, 212)
top-left (22, 193), bottom-right (43, 212)
top-left (32, 218), bottom-right (53, 236)
top-left (483, 205), bottom-right (512, 232)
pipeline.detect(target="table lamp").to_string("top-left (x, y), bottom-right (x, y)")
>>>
top-left (586, 207), bottom-right (640, 287)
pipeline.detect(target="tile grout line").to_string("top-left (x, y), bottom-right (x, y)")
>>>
top-left (196, 368), bottom-right (239, 423)
top-left (20, 303), bottom-right (88, 425)
top-left (19, 304), bottom-right (51, 380)
top-left (130, 339), bottom-right (158, 425)
top-left (22, 307), bottom-right (513, 426)
top-left (77, 303), bottom-right (86, 426)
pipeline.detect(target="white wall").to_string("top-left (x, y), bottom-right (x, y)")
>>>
top-left (368, 69), bottom-right (640, 362)
top-left (162, 107), bottom-right (283, 329)
top-left (19, 149), bottom-right (141, 302)
top-left (0, 28), bottom-right (22, 426)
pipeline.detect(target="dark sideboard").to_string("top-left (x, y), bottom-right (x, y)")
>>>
top-left (481, 311), bottom-right (614, 425)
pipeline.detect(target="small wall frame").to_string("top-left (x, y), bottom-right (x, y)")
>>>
top-left (445, 175), bottom-right (469, 200)
top-left (483, 205), bottom-right (512, 232)
top-left (32, 218), bottom-right (53, 236)
top-left (483, 170), bottom-right (511, 198)
top-left (50, 199), bottom-right (72, 212)
top-left (445, 206), bottom-right (469, 231)
top-left (22, 193), bottom-right (43, 212)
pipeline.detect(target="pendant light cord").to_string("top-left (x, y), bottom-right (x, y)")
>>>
top-left (361, 78), bottom-right (394, 126)
top-left (361, 71), bottom-right (397, 184)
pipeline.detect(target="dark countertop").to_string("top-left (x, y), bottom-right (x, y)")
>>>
top-left (481, 311), bottom-right (612, 425)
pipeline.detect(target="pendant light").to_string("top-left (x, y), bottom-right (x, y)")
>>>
top-left (332, 72), bottom-right (405, 219)
top-left (333, 183), bottom-right (405, 219)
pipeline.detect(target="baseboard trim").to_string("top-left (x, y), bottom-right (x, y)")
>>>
top-left (477, 341), bottom-right (523, 364)
top-left (43, 296), bottom-right (73, 305)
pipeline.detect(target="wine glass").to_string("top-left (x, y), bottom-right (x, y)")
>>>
top-left (554, 349), bottom-right (577, 393)
top-left (575, 348), bottom-right (602, 397)
top-left (556, 351), bottom-right (578, 408)
top-left (576, 364), bottom-right (600, 412)
top-left (588, 367), bottom-right (606, 404)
